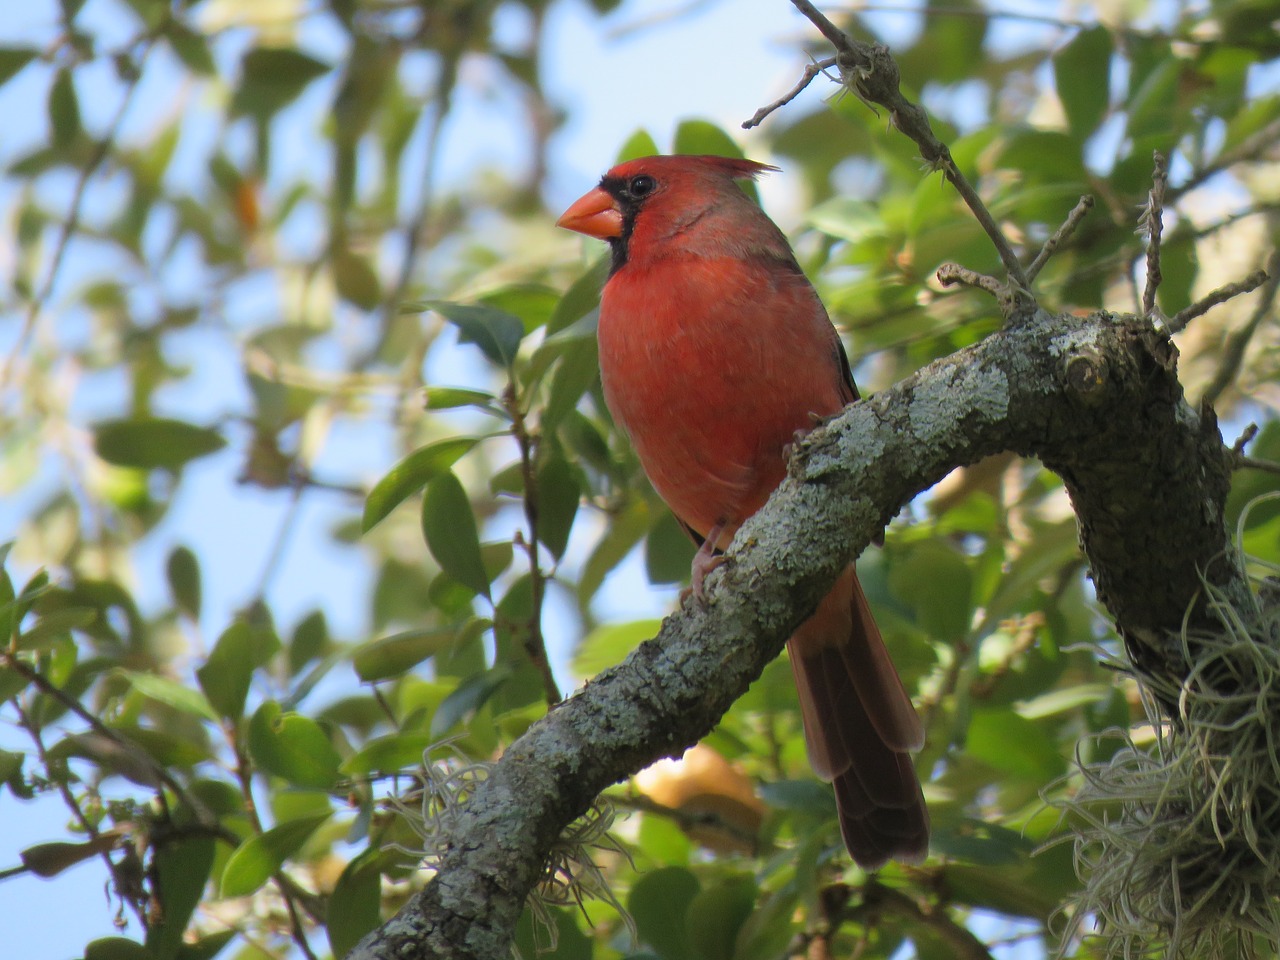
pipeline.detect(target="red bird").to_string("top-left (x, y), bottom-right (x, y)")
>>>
top-left (557, 154), bottom-right (927, 868)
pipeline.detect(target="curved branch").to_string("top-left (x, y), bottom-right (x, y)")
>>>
top-left (348, 308), bottom-right (1247, 959)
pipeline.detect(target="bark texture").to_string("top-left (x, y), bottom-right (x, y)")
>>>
top-left (347, 308), bottom-right (1248, 960)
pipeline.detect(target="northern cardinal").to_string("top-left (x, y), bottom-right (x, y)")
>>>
top-left (558, 154), bottom-right (927, 868)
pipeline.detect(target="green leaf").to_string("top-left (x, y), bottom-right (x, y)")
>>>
top-left (645, 512), bottom-right (696, 585)
top-left (430, 667), bottom-right (510, 737)
top-left (673, 119), bottom-right (744, 160)
top-left (17, 606), bottom-right (95, 652)
top-left (248, 701), bottom-right (341, 789)
top-left (21, 836), bottom-right (118, 877)
top-left (220, 813), bottom-right (331, 898)
top-left (166, 546), bottom-right (201, 619)
top-left (363, 437), bottom-right (483, 532)
top-left (535, 453), bottom-right (580, 560)
top-left (121, 671), bottom-right (219, 723)
top-left (966, 710), bottom-right (1064, 782)
top-left (93, 418), bottom-right (226, 471)
top-left (688, 875), bottom-right (757, 960)
top-left (579, 498), bottom-right (650, 601)
top-left (196, 621), bottom-right (256, 721)
top-left (888, 541), bottom-right (973, 642)
top-left (630, 866), bottom-right (700, 960)
top-left (425, 386), bottom-right (502, 414)
top-left (231, 47), bottom-right (331, 118)
top-left (1054, 25), bottom-right (1112, 139)
top-left (572, 619), bottom-right (661, 677)
top-left (49, 68), bottom-right (81, 148)
top-left (429, 301), bottom-right (524, 368)
top-left (340, 731), bottom-right (434, 775)
top-left (146, 835), bottom-right (216, 960)
top-left (328, 851), bottom-right (384, 958)
top-left (332, 246), bottom-right (381, 310)
top-left (352, 627), bottom-right (458, 682)
top-left (514, 907), bottom-right (593, 960)
top-left (164, 22), bottom-right (215, 76)
top-left (0, 47), bottom-right (37, 86)
top-left (85, 939), bottom-right (149, 960)
top-left (422, 471), bottom-right (492, 598)
top-left (616, 128), bottom-right (660, 162)
top-left (547, 258), bottom-right (607, 335)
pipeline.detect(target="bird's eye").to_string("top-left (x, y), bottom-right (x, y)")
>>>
top-left (627, 175), bottom-right (656, 198)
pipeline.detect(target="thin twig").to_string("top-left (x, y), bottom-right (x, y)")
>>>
top-left (742, 56), bottom-right (838, 129)
top-left (1166, 270), bottom-right (1269, 335)
top-left (1026, 195), bottom-right (1095, 282)
top-left (2, 652), bottom-right (192, 817)
top-left (505, 382), bottom-right (562, 706)
top-left (785, 0), bottom-right (1032, 306)
top-left (1234, 456), bottom-right (1280, 478)
top-left (845, 880), bottom-right (997, 960)
top-left (14, 702), bottom-right (148, 929)
top-left (1141, 152), bottom-right (1168, 318)
top-left (1201, 251), bottom-right (1280, 406)
top-left (361, 54), bottom-right (459, 369)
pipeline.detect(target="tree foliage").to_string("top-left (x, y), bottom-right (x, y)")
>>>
top-left (1, 0), bottom-right (1279, 958)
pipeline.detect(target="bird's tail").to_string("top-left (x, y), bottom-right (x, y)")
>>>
top-left (787, 565), bottom-right (929, 868)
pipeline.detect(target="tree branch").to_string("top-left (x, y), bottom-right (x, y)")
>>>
top-left (348, 308), bottom-right (1247, 959)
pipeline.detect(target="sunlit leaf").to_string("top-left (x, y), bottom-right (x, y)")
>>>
top-left (220, 813), bottom-right (331, 897)
top-left (363, 437), bottom-right (484, 532)
top-left (248, 701), bottom-right (341, 789)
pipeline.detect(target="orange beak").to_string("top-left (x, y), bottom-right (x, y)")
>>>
top-left (556, 187), bottom-right (623, 239)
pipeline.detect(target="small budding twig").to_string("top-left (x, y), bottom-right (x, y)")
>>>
top-left (1140, 152), bottom-right (1168, 319)
top-left (742, 56), bottom-right (839, 129)
top-left (1026, 195), bottom-right (1095, 283)
top-left (1166, 270), bottom-right (1270, 335)
top-left (1201, 253), bottom-right (1280, 405)
top-left (781, 0), bottom-right (1031, 298)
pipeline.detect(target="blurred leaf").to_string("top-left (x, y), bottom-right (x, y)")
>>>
top-left (0, 47), bottom-right (37, 86)
top-left (645, 512), bottom-right (696, 585)
top-left (196, 621), bottom-right (257, 721)
top-left (887, 540), bottom-right (973, 642)
top-left (535, 452), bottom-right (580, 560)
top-left (630, 866), bottom-right (700, 960)
top-left (688, 875), bottom-right (756, 960)
top-left (352, 627), bottom-right (458, 682)
top-left (166, 546), bottom-right (201, 619)
top-left (84, 940), bottom-right (148, 960)
top-left (547, 258), bottom-right (607, 334)
top-left (514, 907), bottom-right (593, 960)
top-left (248, 701), bottom-right (341, 789)
top-left (429, 301), bottom-right (524, 368)
top-left (422, 471), bottom-right (492, 598)
top-left (231, 47), bottom-right (331, 118)
top-left (147, 835), bottom-right (216, 960)
top-left (364, 437), bottom-right (485, 532)
top-left (617, 128), bottom-right (661, 162)
top-left (430, 667), bottom-right (510, 737)
top-left (332, 246), bottom-right (381, 310)
top-left (93, 419), bottom-right (225, 471)
top-left (1054, 26), bottom-right (1112, 139)
top-left (425, 386), bottom-right (502, 414)
top-left (122, 671), bottom-right (219, 723)
top-left (221, 813), bottom-right (331, 898)
top-left (49, 68), bottom-right (81, 148)
top-left (966, 710), bottom-right (1064, 781)
top-left (573, 619), bottom-right (660, 677)
top-left (328, 851), bottom-right (384, 958)
top-left (341, 731), bottom-right (434, 775)
top-left (17, 606), bottom-right (95, 652)
top-left (21, 835), bottom-right (119, 877)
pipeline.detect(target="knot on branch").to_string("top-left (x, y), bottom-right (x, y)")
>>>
top-left (1065, 351), bottom-right (1109, 403)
